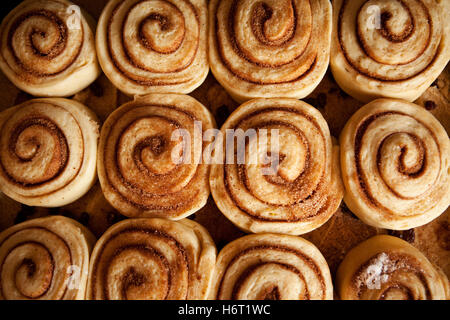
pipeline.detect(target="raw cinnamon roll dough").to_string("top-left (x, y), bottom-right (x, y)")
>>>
top-left (209, 0), bottom-right (332, 103)
top-left (340, 99), bottom-right (450, 230)
top-left (87, 218), bottom-right (216, 300)
top-left (210, 98), bottom-right (344, 235)
top-left (210, 233), bottom-right (333, 300)
top-left (0, 0), bottom-right (100, 97)
top-left (96, 0), bottom-right (209, 96)
top-left (0, 216), bottom-right (95, 300)
top-left (97, 94), bottom-right (215, 219)
top-left (331, 0), bottom-right (450, 102)
top-left (0, 98), bottom-right (100, 207)
top-left (337, 235), bottom-right (450, 300)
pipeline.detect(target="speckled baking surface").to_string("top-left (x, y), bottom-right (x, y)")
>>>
top-left (0, 0), bottom-right (448, 295)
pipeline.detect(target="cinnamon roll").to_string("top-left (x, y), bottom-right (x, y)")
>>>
top-left (209, 0), bottom-right (332, 103)
top-left (97, 94), bottom-right (215, 219)
top-left (337, 235), bottom-right (450, 300)
top-left (210, 98), bottom-right (344, 235)
top-left (0, 0), bottom-right (100, 97)
top-left (0, 98), bottom-right (100, 207)
top-left (331, 0), bottom-right (450, 102)
top-left (209, 234), bottom-right (333, 300)
top-left (0, 216), bottom-right (95, 300)
top-left (340, 99), bottom-right (450, 230)
top-left (87, 218), bottom-right (216, 300)
top-left (96, 0), bottom-right (209, 96)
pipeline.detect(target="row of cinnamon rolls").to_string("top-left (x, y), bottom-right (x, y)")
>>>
top-left (0, 0), bottom-right (448, 102)
top-left (1, 95), bottom-right (448, 232)
top-left (0, 215), bottom-right (448, 300)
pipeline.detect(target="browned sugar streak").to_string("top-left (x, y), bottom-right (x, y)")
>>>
top-left (379, 285), bottom-right (414, 300)
top-left (112, 245), bottom-right (172, 300)
top-left (262, 153), bottom-right (289, 185)
top-left (376, 133), bottom-right (427, 180)
top-left (338, 0), bottom-right (438, 81)
top-left (353, 111), bottom-right (441, 215)
top-left (378, 6), bottom-right (414, 43)
top-left (107, 0), bottom-right (200, 85)
top-left (125, 116), bottom-right (180, 179)
top-left (231, 262), bottom-right (309, 300)
top-left (104, 104), bottom-right (202, 213)
top-left (0, 227), bottom-right (73, 300)
top-left (215, 0), bottom-right (318, 84)
top-left (0, 102), bottom-right (85, 196)
top-left (239, 121), bottom-right (312, 193)
top-left (11, 242), bottom-right (54, 299)
top-left (137, 12), bottom-right (184, 54)
top-left (123, 1), bottom-right (187, 66)
top-left (6, 9), bottom-right (84, 79)
top-left (91, 227), bottom-right (189, 300)
top-left (250, 2), bottom-right (295, 47)
top-left (231, 0), bottom-right (299, 66)
top-left (4, 116), bottom-right (69, 187)
top-left (356, 1), bottom-right (420, 66)
top-left (133, 135), bottom-right (171, 176)
top-left (374, 133), bottom-right (428, 200)
top-left (218, 245), bottom-right (326, 300)
top-left (261, 286), bottom-right (281, 300)
top-left (223, 107), bottom-right (332, 223)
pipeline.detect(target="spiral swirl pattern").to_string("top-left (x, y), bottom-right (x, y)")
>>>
top-left (0, 0), bottom-right (100, 97)
top-left (96, 0), bottom-right (208, 96)
top-left (87, 218), bottom-right (216, 300)
top-left (0, 98), bottom-right (99, 207)
top-left (97, 94), bottom-right (215, 219)
top-left (337, 235), bottom-right (450, 300)
top-left (210, 234), bottom-right (333, 300)
top-left (210, 98), bottom-right (344, 235)
top-left (331, 0), bottom-right (450, 102)
top-left (0, 216), bottom-right (95, 300)
top-left (340, 99), bottom-right (450, 230)
top-left (209, 0), bottom-right (331, 102)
